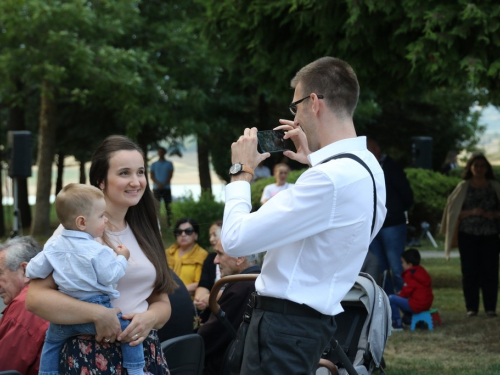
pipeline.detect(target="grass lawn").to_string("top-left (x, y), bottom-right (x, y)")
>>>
top-left (383, 256), bottom-right (500, 375)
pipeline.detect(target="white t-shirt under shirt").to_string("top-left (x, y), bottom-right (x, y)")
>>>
top-left (105, 223), bottom-right (156, 315)
top-left (261, 182), bottom-right (293, 203)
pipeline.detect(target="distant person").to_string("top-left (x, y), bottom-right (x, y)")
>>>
top-left (197, 239), bottom-right (261, 375)
top-left (367, 137), bottom-right (414, 295)
top-left (0, 236), bottom-right (48, 375)
top-left (441, 153), bottom-right (500, 317)
top-left (194, 220), bottom-right (223, 324)
top-left (150, 147), bottom-right (174, 227)
top-left (26, 183), bottom-right (145, 375)
top-left (441, 150), bottom-right (458, 175)
top-left (389, 249), bottom-right (434, 331)
top-left (251, 161), bottom-right (272, 183)
top-left (166, 218), bottom-right (208, 297)
top-left (260, 163), bottom-right (294, 204)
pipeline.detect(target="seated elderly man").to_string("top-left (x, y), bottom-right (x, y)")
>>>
top-left (0, 236), bottom-right (49, 374)
top-left (197, 239), bottom-right (261, 375)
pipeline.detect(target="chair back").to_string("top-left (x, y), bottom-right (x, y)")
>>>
top-left (161, 333), bottom-right (205, 375)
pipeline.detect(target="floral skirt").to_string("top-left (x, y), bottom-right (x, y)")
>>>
top-left (58, 330), bottom-right (170, 375)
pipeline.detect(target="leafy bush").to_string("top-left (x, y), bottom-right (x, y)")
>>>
top-left (171, 191), bottom-right (225, 249)
top-left (405, 168), bottom-right (460, 234)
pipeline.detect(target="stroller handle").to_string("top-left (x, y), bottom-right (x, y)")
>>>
top-left (208, 274), bottom-right (258, 315)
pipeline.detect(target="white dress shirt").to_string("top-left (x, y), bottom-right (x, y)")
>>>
top-left (222, 136), bottom-right (387, 315)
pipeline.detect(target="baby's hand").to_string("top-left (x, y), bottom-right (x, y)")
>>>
top-left (114, 244), bottom-right (130, 260)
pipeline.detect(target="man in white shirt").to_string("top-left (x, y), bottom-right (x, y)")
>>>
top-left (222, 57), bottom-right (387, 374)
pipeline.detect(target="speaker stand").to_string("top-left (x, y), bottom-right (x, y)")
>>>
top-left (11, 178), bottom-right (19, 238)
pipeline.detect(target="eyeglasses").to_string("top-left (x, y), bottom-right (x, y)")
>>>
top-left (289, 94), bottom-right (324, 115)
top-left (174, 228), bottom-right (195, 236)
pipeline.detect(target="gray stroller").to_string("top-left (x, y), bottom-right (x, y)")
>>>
top-left (317, 272), bottom-right (392, 375)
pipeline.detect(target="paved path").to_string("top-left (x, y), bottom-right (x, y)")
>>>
top-left (420, 249), bottom-right (459, 258)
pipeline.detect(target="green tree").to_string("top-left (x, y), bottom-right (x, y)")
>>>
top-left (0, 0), bottom-right (151, 236)
top-left (198, 0), bottom-right (488, 170)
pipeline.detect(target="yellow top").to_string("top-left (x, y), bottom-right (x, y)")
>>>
top-left (166, 243), bottom-right (208, 287)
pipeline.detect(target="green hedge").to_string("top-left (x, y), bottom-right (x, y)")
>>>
top-left (170, 191), bottom-right (225, 249)
top-left (405, 168), bottom-right (460, 233)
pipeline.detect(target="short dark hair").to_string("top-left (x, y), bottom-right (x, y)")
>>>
top-left (402, 248), bottom-right (421, 266)
top-left (174, 218), bottom-right (200, 236)
top-left (291, 57), bottom-right (359, 119)
top-left (462, 153), bottom-right (495, 180)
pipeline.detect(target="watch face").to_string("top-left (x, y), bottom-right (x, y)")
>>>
top-left (229, 163), bottom-right (242, 174)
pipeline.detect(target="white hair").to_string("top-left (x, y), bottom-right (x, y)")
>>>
top-left (1, 236), bottom-right (42, 271)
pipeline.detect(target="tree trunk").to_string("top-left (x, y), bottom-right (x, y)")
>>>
top-left (7, 89), bottom-right (32, 230)
top-left (197, 135), bottom-right (212, 194)
top-left (31, 81), bottom-right (57, 237)
top-left (55, 152), bottom-right (64, 195)
top-left (79, 160), bottom-right (86, 184)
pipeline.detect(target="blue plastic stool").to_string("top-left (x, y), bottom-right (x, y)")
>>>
top-left (411, 309), bottom-right (441, 331)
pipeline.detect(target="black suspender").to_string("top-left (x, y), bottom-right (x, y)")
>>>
top-left (320, 153), bottom-right (377, 235)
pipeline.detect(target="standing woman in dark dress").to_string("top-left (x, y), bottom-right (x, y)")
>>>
top-left (441, 153), bottom-right (500, 317)
top-left (26, 135), bottom-right (177, 374)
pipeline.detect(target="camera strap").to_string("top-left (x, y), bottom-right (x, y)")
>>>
top-left (321, 153), bottom-right (377, 235)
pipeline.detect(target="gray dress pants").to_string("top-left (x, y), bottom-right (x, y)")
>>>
top-left (240, 308), bottom-right (336, 375)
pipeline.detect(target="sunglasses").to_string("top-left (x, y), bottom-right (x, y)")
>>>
top-left (174, 228), bottom-right (195, 236)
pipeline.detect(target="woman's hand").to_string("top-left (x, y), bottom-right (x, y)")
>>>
top-left (117, 291), bottom-right (171, 346)
top-left (94, 306), bottom-right (122, 343)
top-left (194, 287), bottom-right (210, 310)
top-left (276, 120), bottom-right (311, 166)
top-left (118, 311), bottom-right (157, 346)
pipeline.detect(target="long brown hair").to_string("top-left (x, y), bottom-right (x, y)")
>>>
top-left (462, 153), bottom-right (495, 181)
top-left (89, 135), bottom-right (176, 294)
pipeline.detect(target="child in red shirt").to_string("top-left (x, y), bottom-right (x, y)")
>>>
top-left (389, 248), bottom-right (434, 330)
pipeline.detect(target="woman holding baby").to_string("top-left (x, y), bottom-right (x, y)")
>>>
top-left (26, 135), bottom-right (176, 373)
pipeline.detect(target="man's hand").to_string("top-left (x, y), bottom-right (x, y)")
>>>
top-left (275, 119), bottom-right (311, 166)
top-left (231, 127), bottom-right (270, 182)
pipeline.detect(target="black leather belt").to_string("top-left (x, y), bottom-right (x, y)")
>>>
top-left (252, 294), bottom-right (326, 319)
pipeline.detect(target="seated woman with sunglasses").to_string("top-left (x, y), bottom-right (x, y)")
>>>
top-left (166, 218), bottom-right (208, 297)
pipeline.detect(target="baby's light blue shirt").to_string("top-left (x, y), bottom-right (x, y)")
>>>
top-left (26, 229), bottom-right (127, 300)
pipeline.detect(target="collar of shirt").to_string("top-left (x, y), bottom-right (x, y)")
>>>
top-left (241, 265), bottom-right (261, 275)
top-left (308, 136), bottom-right (367, 167)
top-left (61, 228), bottom-right (95, 241)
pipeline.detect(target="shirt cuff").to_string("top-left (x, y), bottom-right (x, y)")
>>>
top-left (225, 180), bottom-right (251, 203)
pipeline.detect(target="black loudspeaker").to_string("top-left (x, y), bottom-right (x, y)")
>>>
top-left (411, 136), bottom-right (433, 169)
top-left (7, 131), bottom-right (32, 178)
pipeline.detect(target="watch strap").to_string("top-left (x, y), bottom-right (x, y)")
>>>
top-left (240, 164), bottom-right (254, 177)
